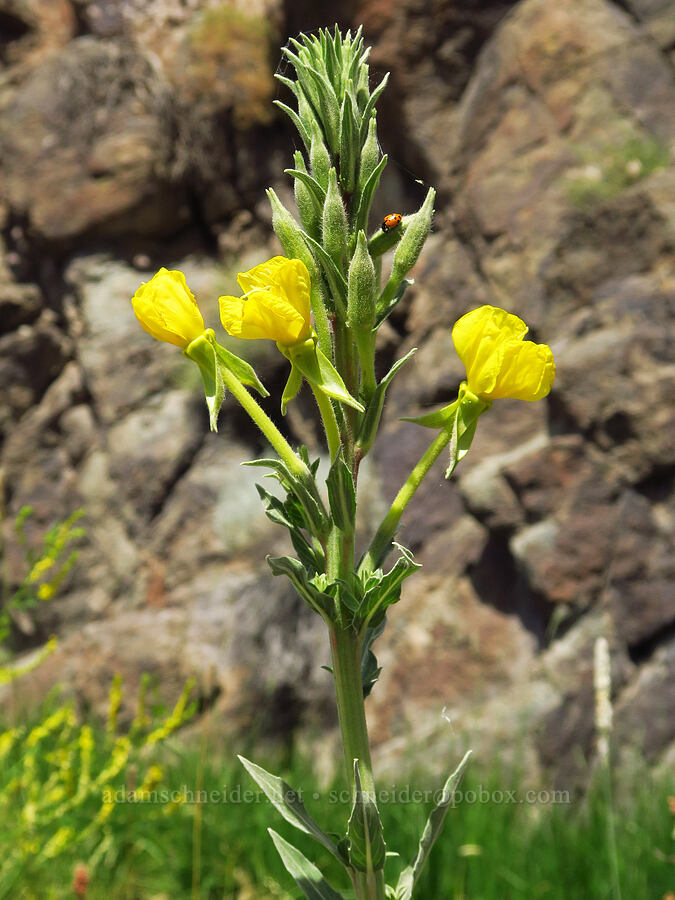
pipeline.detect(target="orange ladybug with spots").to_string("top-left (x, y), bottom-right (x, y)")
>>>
top-left (381, 212), bottom-right (402, 232)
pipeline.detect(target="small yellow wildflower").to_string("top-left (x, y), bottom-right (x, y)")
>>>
top-left (219, 256), bottom-right (312, 346)
top-left (132, 268), bottom-right (206, 348)
top-left (452, 305), bottom-right (555, 401)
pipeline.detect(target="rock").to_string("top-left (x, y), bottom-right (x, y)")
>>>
top-left (605, 491), bottom-right (675, 648)
top-left (0, 282), bottom-right (42, 333)
top-left (0, 565), bottom-right (333, 740)
top-left (0, 310), bottom-right (71, 435)
top-left (614, 634), bottom-right (675, 764)
top-left (0, 38), bottom-right (175, 240)
top-left (148, 434), bottom-right (280, 588)
top-left (106, 389), bottom-right (204, 523)
top-left (0, 0), bottom-right (75, 67)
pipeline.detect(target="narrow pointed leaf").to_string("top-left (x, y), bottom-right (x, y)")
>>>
top-left (356, 348), bottom-right (417, 455)
top-left (347, 761), bottom-right (386, 872)
top-left (359, 73), bottom-right (389, 144)
top-left (375, 277), bottom-right (413, 328)
top-left (302, 231), bottom-right (348, 316)
top-left (269, 830), bottom-right (347, 900)
top-left (361, 543), bottom-right (421, 627)
top-left (267, 555), bottom-right (333, 618)
top-left (356, 154), bottom-right (387, 234)
top-left (274, 100), bottom-right (311, 151)
top-left (326, 453), bottom-right (356, 532)
top-left (185, 335), bottom-right (224, 432)
top-left (238, 757), bottom-right (343, 863)
top-left (285, 168), bottom-right (327, 213)
top-left (396, 751), bottom-right (472, 899)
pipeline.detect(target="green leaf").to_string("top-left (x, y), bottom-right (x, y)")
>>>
top-left (255, 484), bottom-right (296, 531)
top-left (339, 91), bottom-right (358, 193)
top-left (356, 154), bottom-right (387, 235)
top-left (361, 617), bottom-right (386, 698)
top-left (302, 231), bottom-right (349, 316)
top-left (273, 100), bottom-right (311, 152)
top-left (281, 364), bottom-right (304, 415)
top-left (402, 390), bottom-right (487, 479)
top-left (347, 761), bottom-right (386, 872)
top-left (269, 830), bottom-right (347, 900)
top-left (359, 73), bottom-right (390, 145)
top-left (267, 555), bottom-right (334, 619)
top-left (375, 277), bottom-right (413, 328)
top-left (356, 348), bottom-right (417, 455)
top-left (289, 342), bottom-right (364, 412)
top-left (395, 751), bottom-right (472, 899)
top-left (243, 457), bottom-right (330, 539)
top-left (326, 453), bottom-right (356, 533)
top-left (285, 168), bottom-right (327, 214)
top-left (290, 529), bottom-right (325, 576)
top-left (401, 399), bottom-right (459, 429)
top-left (213, 343), bottom-right (268, 398)
top-left (360, 544), bottom-right (421, 628)
top-left (238, 757), bottom-right (343, 864)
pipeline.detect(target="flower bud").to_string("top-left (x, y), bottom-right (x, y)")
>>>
top-left (347, 231), bottom-right (376, 332)
top-left (322, 168), bottom-right (348, 267)
top-left (390, 187), bottom-right (435, 283)
top-left (131, 268), bottom-right (205, 348)
top-left (310, 119), bottom-right (331, 190)
top-left (293, 151), bottom-right (321, 241)
top-left (266, 188), bottom-right (320, 283)
top-left (357, 113), bottom-right (379, 196)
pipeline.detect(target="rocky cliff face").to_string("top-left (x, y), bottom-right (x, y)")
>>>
top-left (1, 0), bottom-right (673, 786)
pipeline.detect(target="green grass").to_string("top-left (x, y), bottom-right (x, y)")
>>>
top-left (1, 705), bottom-right (673, 900)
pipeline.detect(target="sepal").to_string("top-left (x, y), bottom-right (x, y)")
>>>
top-left (184, 332), bottom-right (223, 432)
top-left (401, 383), bottom-right (488, 479)
top-left (285, 339), bottom-right (365, 412)
top-left (281, 364), bottom-right (304, 415)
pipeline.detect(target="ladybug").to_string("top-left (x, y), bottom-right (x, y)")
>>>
top-left (381, 212), bottom-right (403, 233)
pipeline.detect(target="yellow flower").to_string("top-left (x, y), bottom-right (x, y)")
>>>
top-left (132, 268), bottom-right (206, 348)
top-left (219, 256), bottom-right (312, 346)
top-left (452, 305), bottom-right (555, 401)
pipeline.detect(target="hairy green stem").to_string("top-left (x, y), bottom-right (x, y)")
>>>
top-left (359, 423), bottom-right (453, 575)
top-left (329, 624), bottom-right (385, 900)
top-left (219, 368), bottom-right (308, 480)
top-left (355, 329), bottom-right (377, 406)
top-left (310, 383), bottom-right (341, 461)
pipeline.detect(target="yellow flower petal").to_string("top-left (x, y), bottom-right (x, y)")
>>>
top-left (132, 268), bottom-right (205, 348)
top-left (452, 305), bottom-right (555, 401)
top-left (220, 256), bottom-right (311, 345)
top-left (487, 339), bottom-right (556, 401)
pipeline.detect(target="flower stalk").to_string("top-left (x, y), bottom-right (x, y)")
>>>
top-left (129, 25), bottom-right (556, 900)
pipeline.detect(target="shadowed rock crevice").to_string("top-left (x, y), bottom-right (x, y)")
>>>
top-left (467, 532), bottom-right (554, 648)
top-left (0, 9), bottom-right (31, 62)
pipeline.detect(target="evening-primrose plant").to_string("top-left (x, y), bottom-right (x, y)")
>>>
top-left (131, 26), bottom-right (555, 900)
